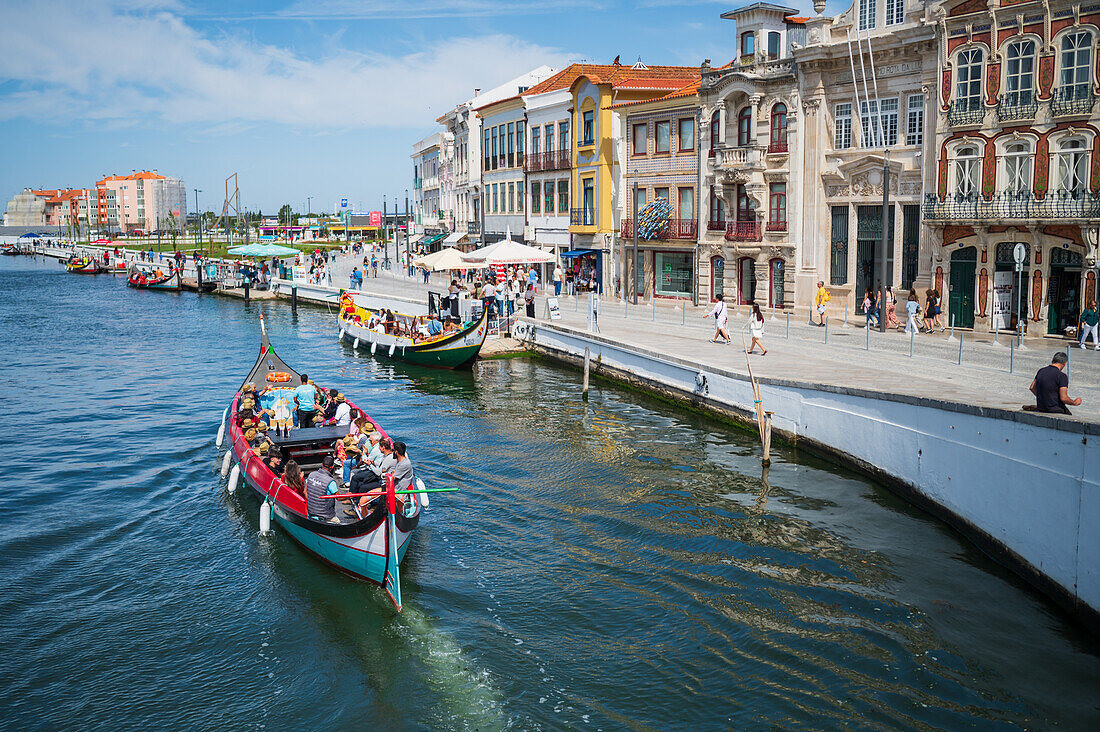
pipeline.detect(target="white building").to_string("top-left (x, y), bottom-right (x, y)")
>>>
top-left (523, 74), bottom-right (575, 257)
top-left (411, 133), bottom-right (442, 239)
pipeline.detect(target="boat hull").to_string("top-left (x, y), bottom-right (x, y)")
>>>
top-left (127, 270), bottom-right (182, 291)
top-left (338, 306), bottom-right (489, 369)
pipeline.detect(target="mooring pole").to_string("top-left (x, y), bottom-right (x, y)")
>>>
top-left (291, 284), bottom-right (298, 312)
top-left (582, 347), bottom-right (591, 400)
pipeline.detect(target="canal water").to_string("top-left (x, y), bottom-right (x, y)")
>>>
top-left (1, 256), bottom-right (1097, 730)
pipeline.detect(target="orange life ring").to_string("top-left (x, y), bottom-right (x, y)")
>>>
top-left (266, 371), bottom-right (292, 383)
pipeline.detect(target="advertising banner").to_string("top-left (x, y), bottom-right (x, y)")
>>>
top-left (992, 270), bottom-right (1013, 330)
top-left (370, 211), bottom-right (381, 226)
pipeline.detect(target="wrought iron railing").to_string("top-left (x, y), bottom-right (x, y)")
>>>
top-left (767, 141), bottom-right (788, 154)
top-left (523, 150), bottom-right (571, 172)
top-left (467, 221), bottom-right (480, 234)
top-left (766, 220), bottom-right (788, 232)
top-left (725, 220), bottom-right (761, 241)
top-left (923, 191), bottom-right (1100, 221)
top-left (706, 219), bottom-right (726, 231)
top-left (524, 152), bottom-right (542, 172)
top-left (1050, 84), bottom-right (1096, 116)
top-left (570, 208), bottom-right (594, 226)
top-left (620, 218), bottom-right (695, 240)
top-left (947, 97), bottom-right (985, 126)
top-left (996, 90), bottom-right (1038, 121)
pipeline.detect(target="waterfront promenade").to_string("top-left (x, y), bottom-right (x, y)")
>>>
top-left (324, 252), bottom-right (1100, 425)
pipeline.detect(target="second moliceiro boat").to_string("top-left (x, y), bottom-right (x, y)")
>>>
top-left (127, 265), bottom-right (182, 291)
top-left (338, 291), bottom-right (488, 369)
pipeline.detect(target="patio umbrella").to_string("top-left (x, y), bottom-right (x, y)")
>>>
top-left (463, 236), bottom-right (555, 266)
top-left (413, 247), bottom-right (469, 271)
top-left (228, 242), bottom-right (300, 257)
top-left (18, 232), bottom-right (43, 238)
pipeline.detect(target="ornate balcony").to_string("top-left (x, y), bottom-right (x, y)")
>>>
top-left (996, 90), bottom-right (1038, 122)
top-left (923, 191), bottom-right (1100, 222)
top-left (523, 150), bottom-right (571, 173)
top-left (467, 221), bottom-right (480, 234)
top-left (766, 220), bottom-right (788, 233)
top-left (725, 220), bottom-right (761, 242)
top-left (570, 208), bottom-right (594, 226)
top-left (621, 218), bottom-right (697, 241)
top-left (1050, 84), bottom-right (1096, 117)
top-left (947, 98), bottom-right (985, 126)
top-left (767, 141), bottom-right (788, 154)
top-left (706, 219), bottom-right (726, 232)
top-left (712, 145), bottom-right (764, 171)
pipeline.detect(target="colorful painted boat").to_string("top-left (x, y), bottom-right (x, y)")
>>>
top-left (127, 266), bottom-right (182, 291)
top-left (220, 318), bottom-right (429, 611)
top-left (338, 291), bottom-right (489, 369)
top-left (65, 256), bottom-right (107, 273)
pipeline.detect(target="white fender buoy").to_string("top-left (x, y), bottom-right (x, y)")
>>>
top-left (215, 407), bottom-right (228, 447)
top-left (339, 328), bottom-right (346, 340)
top-left (371, 342), bottom-right (377, 355)
top-left (388, 343), bottom-right (396, 357)
top-left (416, 477), bottom-right (429, 508)
top-left (220, 450), bottom-right (234, 477)
top-left (259, 502), bottom-right (271, 534)
top-left (228, 464), bottom-right (240, 493)
top-left (353, 338), bottom-right (360, 349)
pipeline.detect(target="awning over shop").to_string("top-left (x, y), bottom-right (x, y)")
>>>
top-left (442, 231), bottom-right (468, 246)
top-left (560, 249), bottom-right (599, 258)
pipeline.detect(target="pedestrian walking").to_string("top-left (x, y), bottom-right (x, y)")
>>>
top-left (1028, 352), bottom-right (1082, 414)
top-left (1079, 300), bottom-right (1099, 350)
top-left (527, 265), bottom-right (539, 294)
top-left (862, 288), bottom-right (878, 328)
top-left (747, 303), bottom-right (767, 355)
top-left (884, 286), bottom-right (900, 329)
top-left (813, 281), bottom-right (829, 326)
top-left (553, 264), bottom-right (563, 296)
top-left (703, 294), bottom-right (731, 344)
top-left (922, 289), bottom-right (937, 332)
top-left (904, 290), bottom-right (921, 334)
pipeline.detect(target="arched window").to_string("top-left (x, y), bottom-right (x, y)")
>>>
top-left (769, 103), bottom-right (788, 152)
top-left (1057, 138), bottom-right (1089, 193)
top-left (954, 145), bottom-right (981, 198)
top-left (737, 106), bottom-right (752, 147)
top-left (1060, 31), bottom-right (1094, 90)
top-left (1004, 39), bottom-right (1036, 103)
top-left (710, 109), bottom-right (720, 155)
top-left (955, 48), bottom-right (985, 108)
top-left (767, 32), bottom-right (781, 60)
top-left (1003, 142), bottom-right (1032, 195)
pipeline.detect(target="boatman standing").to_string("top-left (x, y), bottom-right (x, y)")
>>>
top-left (294, 373), bottom-right (319, 428)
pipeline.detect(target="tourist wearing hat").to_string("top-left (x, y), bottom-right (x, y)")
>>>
top-left (333, 393), bottom-right (352, 426)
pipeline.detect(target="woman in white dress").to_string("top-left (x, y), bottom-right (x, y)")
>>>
top-left (702, 294), bottom-right (731, 344)
top-left (747, 303), bottom-right (767, 355)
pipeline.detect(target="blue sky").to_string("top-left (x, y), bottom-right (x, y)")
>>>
top-left (0, 0), bottom-right (836, 215)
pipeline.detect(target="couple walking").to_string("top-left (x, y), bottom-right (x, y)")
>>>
top-left (703, 295), bottom-right (767, 355)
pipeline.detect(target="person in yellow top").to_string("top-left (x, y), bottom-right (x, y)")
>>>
top-left (813, 281), bottom-right (830, 326)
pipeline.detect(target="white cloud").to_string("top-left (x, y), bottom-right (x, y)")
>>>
top-left (0, 1), bottom-right (570, 131)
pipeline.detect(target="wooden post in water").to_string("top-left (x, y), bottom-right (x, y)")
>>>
top-left (582, 347), bottom-right (591, 400)
top-left (762, 412), bottom-right (773, 466)
top-left (291, 285), bottom-right (298, 312)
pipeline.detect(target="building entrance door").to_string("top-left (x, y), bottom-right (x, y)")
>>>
top-left (1047, 248), bottom-right (1083, 335)
top-left (738, 256), bottom-right (756, 304)
top-left (948, 246), bottom-right (976, 329)
top-left (855, 205), bottom-right (895, 301)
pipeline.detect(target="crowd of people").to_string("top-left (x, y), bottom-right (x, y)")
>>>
top-left (232, 376), bottom-right (417, 525)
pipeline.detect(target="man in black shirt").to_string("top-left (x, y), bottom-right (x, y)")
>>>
top-left (1029, 352), bottom-right (1082, 414)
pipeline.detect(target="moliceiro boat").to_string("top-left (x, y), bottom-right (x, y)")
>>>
top-left (65, 255), bottom-right (106, 274)
top-left (338, 291), bottom-right (488, 369)
top-left (127, 266), bottom-right (182, 291)
top-left (218, 318), bottom-right (431, 611)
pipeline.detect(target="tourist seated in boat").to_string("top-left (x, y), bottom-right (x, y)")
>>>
top-left (283, 460), bottom-right (305, 499)
top-left (337, 435), bottom-right (361, 482)
top-left (350, 438), bottom-right (395, 498)
top-left (427, 315), bottom-right (444, 337)
top-left (264, 448), bottom-right (284, 477)
top-left (305, 456), bottom-right (342, 524)
top-left (253, 440), bottom-right (269, 460)
top-left (358, 430), bottom-right (382, 460)
top-left (254, 421), bottom-right (276, 450)
top-left (333, 394), bottom-right (352, 426)
top-left (391, 442), bottom-right (415, 492)
top-left (349, 415), bottom-right (370, 439)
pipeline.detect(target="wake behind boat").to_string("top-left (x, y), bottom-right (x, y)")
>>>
top-left (338, 291), bottom-right (488, 369)
top-left (217, 318), bottom-right (441, 612)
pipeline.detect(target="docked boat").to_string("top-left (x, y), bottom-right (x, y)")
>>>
top-left (127, 266), bottom-right (182, 291)
top-left (65, 256), bottom-right (106, 274)
top-left (338, 291), bottom-right (489, 369)
top-left (218, 318), bottom-right (428, 611)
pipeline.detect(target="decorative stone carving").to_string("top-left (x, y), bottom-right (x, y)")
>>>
top-left (1083, 227), bottom-right (1098, 266)
top-left (826, 185), bottom-right (850, 198)
top-left (849, 171), bottom-right (899, 196)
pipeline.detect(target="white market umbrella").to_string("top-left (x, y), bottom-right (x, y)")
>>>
top-left (413, 247), bottom-right (469, 271)
top-left (228, 242), bottom-right (300, 257)
top-left (463, 236), bottom-right (555, 266)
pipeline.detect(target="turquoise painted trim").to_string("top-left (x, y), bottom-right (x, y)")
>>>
top-left (275, 514), bottom-right (411, 586)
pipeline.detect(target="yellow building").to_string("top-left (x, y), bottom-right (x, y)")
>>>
top-left (566, 61), bottom-right (699, 293)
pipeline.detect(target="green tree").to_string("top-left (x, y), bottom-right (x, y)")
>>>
top-left (278, 204), bottom-right (293, 225)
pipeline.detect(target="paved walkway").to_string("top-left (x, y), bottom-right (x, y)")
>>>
top-left (332, 252), bottom-right (1100, 424)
